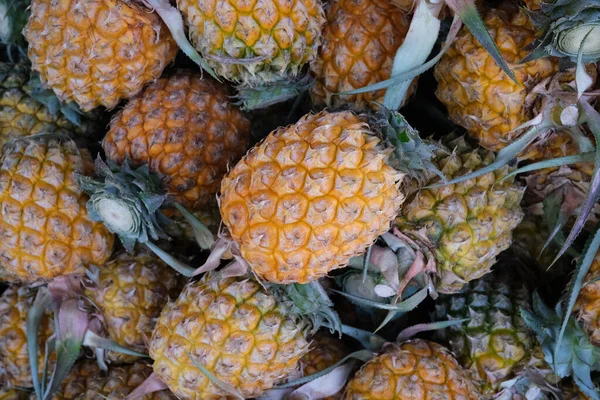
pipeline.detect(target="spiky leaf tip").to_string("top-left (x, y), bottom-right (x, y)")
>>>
top-left (234, 74), bottom-right (314, 111)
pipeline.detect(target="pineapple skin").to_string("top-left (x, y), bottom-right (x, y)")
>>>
top-left (0, 136), bottom-right (114, 282)
top-left (300, 332), bottom-right (348, 400)
top-left (0, 389), bottom-right (29, 400)
top-left (0, 62), bottom-right (97, 149)
top-left (309, 0), bottom-right (413, 110)
top-left (86, 250), bottom-right (182, 364)
top-left (23, 0), bottom-right (178, 111)
top-left (0, 286), bottom-right (54, 389)
top-left (434, 4), bottom-right (557, 152)
top-left (396, 137), bottom-right (524, 294)
top-left (149, 274), bottom-right (310, 399)
top-left (178, 0), bottom-right (325, 84)
top-left (343, 339), bottom-right (481, 399)
top-left (575, 251), bottom-right (600, 347)
top-left (103, 71), bottom-right (251, 211)
top-left (220, 111), bottom-right (404, 284)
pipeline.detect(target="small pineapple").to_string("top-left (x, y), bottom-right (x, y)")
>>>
top-left (220, 110), bottom-right (404, 284)
top-left (0, 135), bottom-right (114, 283)
top-left (0, 286), bottom-right (53, 389)
top-left (395, 136), bottom-right (524, 294)
top-left (103, 71), bottom-right (250, 211)
top-left (149, 273), bottom-right (333, 399)
top-left (23, 0), bottom-right (178, 111)
top-left (434, 2), bottom-right (558, 152)
top-left (310, 0), bottom-right (414, 110)
top-left (177, 0), bottom-right (325, 85)
top-left (85, 250), bottom-right (182, 364)
top-left (343, 339), bottom-right (480, 399)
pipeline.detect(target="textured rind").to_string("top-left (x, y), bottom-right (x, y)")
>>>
top-left (103, 71), bottom-right (250, 210)
top-left (434, 4), bottom-right (558, 152)
top-left (0, 286), bottom-right (54, 388)
top-left (432, 270), bottom-right (540, 394)
top-left (575, 250), bottom-right (600, 346)
top-left (86, 250), bottom-right (182, 364)
top-left (343, 339), bottom-right (480, 400)
top-left (310, 0), bottom-right (412, 110)
top-left (23, 0), bottom-right (178, 111)
top-left (0, 388), bottom-right (29, 400)
top-left (0, 62), bottom-right (97, 149)
top-left (300, 332), bottom-right (348, 400)
top-left (220, 111), bottom-right (404, 284)
top-left (178, 0), bottom-right (325, 84)
top-left (47, 361), bottom-right (102, 400)
top-left (149, 274), bottom-right (310, 399)
top-left (0, 136), bottom-right (114, 282)
top-left (396, 137), bottom-right (524, 294)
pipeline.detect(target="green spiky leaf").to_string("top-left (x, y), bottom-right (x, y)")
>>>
top-left (234, 75), bottom-right (313, 110)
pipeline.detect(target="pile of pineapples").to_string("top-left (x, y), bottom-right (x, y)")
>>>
top-left (0, 0), bottom-right (599, 399)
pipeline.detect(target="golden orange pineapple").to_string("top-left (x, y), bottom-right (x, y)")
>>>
top-left (0, 286), bottom-right (54, 389)
top-left (103, 71), bottom-right (251, 210)
top-left (0, 135), bottom-right (114, 283)
top-left (219, 111), bottom-right (404, 284)
top-left (343, 339), bottom-right (480, 399)
top-left (85, 250), bottom-right (182, 364)
top-left (574, 250), bottom-right (600, 347)
top-left (23, 0), bottom-right (178, 111)
top-left (177, 0), bottom-right (325, 84)
top-left (310, 0), bottom-right (413, 110)
top-left (434, 3), bottom-right (558, 152)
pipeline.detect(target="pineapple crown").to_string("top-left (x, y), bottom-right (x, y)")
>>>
top-left (0, 0), bottom-right (29, 56)
top-left (520, 292), bottom-right (600, 400)
top-left (524, 0), bottom-right (600, 64)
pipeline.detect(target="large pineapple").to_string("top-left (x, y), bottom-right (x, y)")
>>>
top-left (0, 135), bottom-right (114, 282)
top-left (85, 250), bottom-right (182, 364)
top-left (310, 0), bottom-right (413, 110)
top-left (149, 273), bottom-right (318, 399)
top-left (177, 0), bottom-right (325, 85)
top-left (343, 339), bottom-right (480, 399)
top-left (431, 267), bottom-right (549, 395)
top-left (220, 110), bottom-right (404, 284)
top-left (0, 286), bottom-right (53, 389)
top-left (0, 62), bottom-right (98, 149)
top-left (103, 71), bottom-right (250, 210)
top-left (434, 3), bottom-right (558, 152)
top-left (574, 250), bottom-right (600, 347)
top-left (23, 0), bottom-right (178, 111)
top-left (395, 136), bottom-right (524, 294)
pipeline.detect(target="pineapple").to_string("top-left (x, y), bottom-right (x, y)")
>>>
top-left (103, 71), bottom-right (251, 211)
top-left (574, 250), bottom-right (600, 347)
top-left (431, 266), bottom-right (550, 395)
top-left (0, 286), bottom-right (53, 389)
top-left (85, 250), bottom-right (182, 364)
top-left (434, 2), bottom-right (558, 152)
top-left (219, 110), bottom-right (404, 284)
top-left (0, 389), bottom-right (29, 400)
top-left (343, 339), bottom-right (480, 399)
top-left (149, 273), bottom-right (335, 399)
top-left (48, 361), bottom-right (102, 399)
top-left (310, 0), bottom-right (414, 110)
top-left (176, 0), bottom-right (325, 85)
top-left (23, 0), bottom-right (178, 111)
top-left (395, 136), bottom-right (524, 294)
top-left (0, 135), bottom-right (114, 283)
top-left (0, 61), bottom-right (98, 149)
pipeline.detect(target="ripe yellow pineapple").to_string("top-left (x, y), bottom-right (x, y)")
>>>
top-left (574, 250), bottom-right (600, 346)
top-left (0, 62), bottom-right (98, 149)
top-left (0, 286), bottom-right (54, 389)
top-left (343, 339), bottom-right (480, 399)
top-left (177, 0), bottom-right (325, 84)
top-left (220, 111), bottom-right (404, 284)
top-left (0, 135), bottom-right (114, 283)
top-left (103, 71), bottom-right (250, 210)
top-left (149, 273), bottom-right (316, 399)
top-left (23, 0), bottom-right (178, 111)
top-left (85, 250), bottom-right (182, 364)
top-left (310, 0), bottom-right (413, 110)
top-left (434, 3), bottom-right (558, 152)
top-left (395, 136), bottom-right (524, 294)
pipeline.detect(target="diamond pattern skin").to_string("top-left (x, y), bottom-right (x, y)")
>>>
top-left (220, 111), bottom-right (404, 284)
top-left (310, 0), bottom-right (413, 110)
top-left (0, 136), bottom-right (114, 283)
top-left (103, 71), bottom-right (251, 210)
top-left (575, 250), bottom-right (600, 347)
top-left (149, 274), bottom-right (310, 399)
top-left (23, 0), bottom-right (178, 111)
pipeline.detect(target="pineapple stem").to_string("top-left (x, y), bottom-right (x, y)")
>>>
top-left (145, 241), bottom-right (196, 277)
